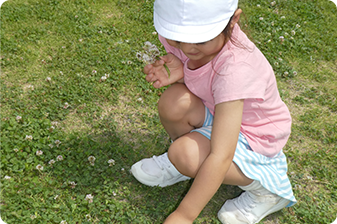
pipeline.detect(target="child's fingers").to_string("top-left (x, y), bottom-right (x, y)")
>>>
top-left (143, 64), bottom-right (153, 74)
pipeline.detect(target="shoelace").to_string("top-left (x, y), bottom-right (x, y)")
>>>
top-left (152, 154), bottom-right (171, 170)
top-left (235, 192), bottom-right (258, 214)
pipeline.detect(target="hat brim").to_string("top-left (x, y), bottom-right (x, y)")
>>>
top-left (154, 11), bottom-right (230, 44)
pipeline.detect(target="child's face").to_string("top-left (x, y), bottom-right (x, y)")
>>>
top-left (166, 33), bottom-right (226, 68)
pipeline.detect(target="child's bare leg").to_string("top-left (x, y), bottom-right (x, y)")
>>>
top-left (168, 132), bottom-right (253, 186)
top-left (158, 83), bottom-right (205, 141)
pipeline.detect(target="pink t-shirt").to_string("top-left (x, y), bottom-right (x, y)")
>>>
top-left (159, 24), bottom-right (291, 158)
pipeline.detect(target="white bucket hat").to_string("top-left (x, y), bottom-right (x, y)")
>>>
top-left (154, 0), bottom-right (238, 43)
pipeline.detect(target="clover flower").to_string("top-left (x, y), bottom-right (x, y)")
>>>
top-left (68, 181), bottom-right (77, 189)
top-left (60, 221), bottom-right (68, 224)
top-left (46, 77), bottom-right (51, 82)
top-left (48, 159), bottom-right (55, 165)
top-left (291, 30), bottom-right (296, 36)
top-left (270, 1), bottom-right (276, 6)
top-left (55, 140), bottom-right (61, 147)
top-left (4, 176), bottom-right (11, 180)
top-left (49, 126), bottom-right (55, 132)
top-left (56, 155), bottom-right (64, 161)
top-left (48, 144), bottom-right (54, 148)
top-left (88, 156), bottom-right (96, 166)
top-left (108, 159), bottom-right (115, 166)
top-left (86, 214), bottom-right (91, 221)
top-left (85, 194), bottom-right (94, 203)
top-left (16, 115), bottom-right (22, 121)
top-left (63, 102), bottom-right (70, 109)
top-left (296, 24), bottom-right (301, 28)
top-left (36, 164), bottom-right (44, 171)
top-left (31, 214), bottom-right (37, 220)
top-left (136, 41), bottom-right (170, 77)
top-left (13, 148), bottom-right (19, 152)
top-left (279, 36), bottom-right (285, 44)
top-left (36, 150), bottom-right (43, 156)
top-left (51, 121), bottom-right (59, 126)
top-left (25, 135), bottom-right (33, 141)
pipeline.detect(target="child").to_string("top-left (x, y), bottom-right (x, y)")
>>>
top-left (131, 0), bottom-right (297, 223)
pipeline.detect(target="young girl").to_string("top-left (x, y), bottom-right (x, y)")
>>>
top-left (131, 0), bottom-right (297, 223)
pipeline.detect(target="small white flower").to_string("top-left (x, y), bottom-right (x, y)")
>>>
top-left (60, 221), bottom-right (68, 224)
top-left (259, 17), bottom-right (264, 20)
top-left (49, 126), bottom-right (55, 131)
top-left (271, 1), bottom-right (276, 6)
top-left (4, 176), bottom-right (11, 180)
top-left (85, 214), bottom-right (91, 220)
top-left (293, 71), bottom-right (298, 76)
top-left (27, 84), bottom-right (34, 90)
top-left (88, 156), bottom-right (96, 163)
top-left (108, 159), bottom-right (115, 166)
top-left (48, 144), bottom-right (54, 148)
top-left (306, 175), bottom-right (313, 180)
top-left (92, 70), bottom-right (97, 74)
top-left (68, 181), bottom-right (77, 189)
top-left (79, 39), bottom-right (83, 42)
top-left (55, 140), bottom-right (61, 147)
top-left (112, 191), bottom-right (117, 196)
top-left (296, 24), bottom-right (301, 28)
top-left (100, 76), bottom-right (107, 81)
top-left (274, 62), bottom-right (279, 66)
top-left (25, 135), bottom-right (33, 141)
top-left (278, 58), bottom-right (283, 62)
top-left (284, 71), bottom-right (289, 76)
top-left (137, 97), bottom-right (143, 102)
top-left (85, 194), bottom-right (94, 203)
top-left (48, 159), bottom-right (55, 165)
top-left (16, 116), bottom-right (22, 121)
top-left (281, 16), bottom-right (285, 19)
top-left (279, 36), bottom-right (284, 40)
top-left (51, 121), bottom-right (59, 126)
top-left (30, 214), bottom-right (37, 220)
top-left (13, 148), bottom-right (19, 152)
top-left (63, 102), bottom-right (70, 109)
top-left (152, 31), bottom-right (157, 35)
top-left (98, 30), bottom-right (102, 33)
top-left (257, 4), bottom-right (261, 7)
top-left (46, 77), bottom-right (51, 82)
top-left (121, 168), bottom-right (125, 172)
top-left (36, 150), bottom-right (43, 156)
top-left (56, 155), bottom-right (64, 161)
top-left (36, 164), bottom-right (44, 171)
top-left (291, 30), bottom-right (296, 36)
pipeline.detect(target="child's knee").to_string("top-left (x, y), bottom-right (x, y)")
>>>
top-left (168, 140), bottom-right (199, 177)
top-left (158, 84), bottom-right (194, 121)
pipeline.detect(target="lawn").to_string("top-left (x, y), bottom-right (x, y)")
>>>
top-left (1, 0), bottom-right (336, 223)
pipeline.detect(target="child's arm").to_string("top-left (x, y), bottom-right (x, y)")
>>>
top-left (164, 100), bottom-right (244, 224)
top-left (143, 53), bottom-right (184, 88)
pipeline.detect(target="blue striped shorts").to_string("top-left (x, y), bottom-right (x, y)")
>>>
top-left (191, 107), bottom-right (297, 207)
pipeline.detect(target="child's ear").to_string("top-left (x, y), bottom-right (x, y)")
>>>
top-left (230, 9), bottom-right (242, 28)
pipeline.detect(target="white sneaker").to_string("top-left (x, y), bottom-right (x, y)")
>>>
top-left (218, 181), bottom-right (290, 224)
top-left (130, 152), bottom-right (190, 187)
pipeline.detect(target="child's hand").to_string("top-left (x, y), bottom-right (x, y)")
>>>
top-left (143, 53), bottom-right (183, 88)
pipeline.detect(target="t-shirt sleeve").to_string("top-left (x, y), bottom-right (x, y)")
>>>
top-left (212, 62), bottom-right (270, 105)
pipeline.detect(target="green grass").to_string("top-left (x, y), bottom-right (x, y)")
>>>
top-left (1, 0), bottom-right (336, 223)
